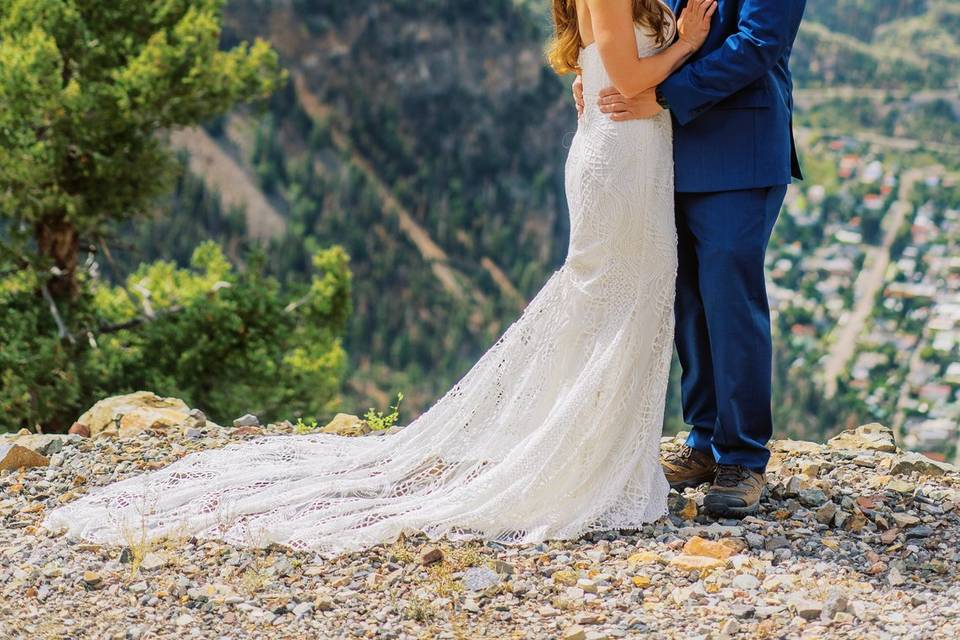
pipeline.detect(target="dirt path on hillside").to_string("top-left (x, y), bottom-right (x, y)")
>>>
top-left (292, 71), bottom-right (515, 307)
top-left (169, 128), bottom-right (286, 241)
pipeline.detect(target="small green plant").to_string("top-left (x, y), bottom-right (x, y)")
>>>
top-left (403, 595), bottom-right (435, 623)
top-left (364, 392), bottom-right (404, 431)
top-left (293, 417), bottom-right (320, 434)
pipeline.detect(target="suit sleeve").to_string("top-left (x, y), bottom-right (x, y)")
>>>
top-left (660, 0), bottom-right (805, 126)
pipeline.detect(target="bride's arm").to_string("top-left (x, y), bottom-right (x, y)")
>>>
top-left (588, 0), bottom-right (715, 99)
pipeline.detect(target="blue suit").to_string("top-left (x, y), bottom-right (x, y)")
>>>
top-left (659, 0), bottom-right (806, 472)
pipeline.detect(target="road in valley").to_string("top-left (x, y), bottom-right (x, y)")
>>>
top-left (822, 169), bottom-right (925, 398)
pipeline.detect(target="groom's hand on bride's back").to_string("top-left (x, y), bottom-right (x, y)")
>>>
top-left (598, 86), bottom-right (661, 121)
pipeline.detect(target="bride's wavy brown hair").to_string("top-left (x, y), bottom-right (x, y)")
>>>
top-left (547, 0), bottom-right (673, 75)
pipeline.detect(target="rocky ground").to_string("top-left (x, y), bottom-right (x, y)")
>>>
top-left (2, 411), bottom-right (960, 640)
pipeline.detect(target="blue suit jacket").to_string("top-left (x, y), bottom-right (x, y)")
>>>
top-left (660, 0), bottom-right (806, 193)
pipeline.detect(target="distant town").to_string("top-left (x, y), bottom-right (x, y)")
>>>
top-left (769, 133), bottom-right (960, 464)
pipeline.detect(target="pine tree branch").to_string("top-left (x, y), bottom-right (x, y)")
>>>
top-left (41, 282), bottom-right (76, 345)
top-left (96, 305), bottom-right (184, 335)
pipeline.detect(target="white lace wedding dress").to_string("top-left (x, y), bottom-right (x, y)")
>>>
top-left (44, 23), bottom-right (678, 555)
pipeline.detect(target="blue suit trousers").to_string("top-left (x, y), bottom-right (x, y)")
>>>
top-left (674, 185), bottom-right (787, 473)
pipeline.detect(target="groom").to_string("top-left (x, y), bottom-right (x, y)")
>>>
top-left (575, 0), bottom-right (806, 517)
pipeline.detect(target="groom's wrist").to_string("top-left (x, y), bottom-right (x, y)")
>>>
top-left (655, 87), bottom-right (670, 110)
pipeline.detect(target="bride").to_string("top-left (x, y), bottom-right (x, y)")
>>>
top-left (44, 0), bottom-right (715, 554)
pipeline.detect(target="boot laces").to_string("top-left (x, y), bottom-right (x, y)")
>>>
top-left (665, 445), bottom-right (699, 468)
top-left (715, 464), bottom-right (751, 488)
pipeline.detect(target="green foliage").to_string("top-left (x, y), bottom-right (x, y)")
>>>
top-left (0, 0), bottom-right (286, 292)
top-left (293, 417), bottom-right (320, 434)
top-left (364, 392), bottom-right (404, 431)
top-left (0, 1), bottom-right (355, 432)
top-left (0, 266), bottom-right (85, 430)
top-left (1, 242), bottom-right (351, 431)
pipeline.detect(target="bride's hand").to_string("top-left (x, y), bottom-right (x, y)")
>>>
top-left (677, 0), bottom-right (717, 52)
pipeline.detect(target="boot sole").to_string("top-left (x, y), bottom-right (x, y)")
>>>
top-left (701, 496), bottom-right (760, 519)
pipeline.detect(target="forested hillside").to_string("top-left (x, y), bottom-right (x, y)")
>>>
top-left (142, 0), bottom-right (959, 434)
top-left (176, 0), bottom-right (575, 416)
top-left (794, 0), bottom-right (959, 88)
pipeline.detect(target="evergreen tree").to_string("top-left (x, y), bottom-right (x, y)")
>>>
top-left (0, 1), bottom-right (353, 431)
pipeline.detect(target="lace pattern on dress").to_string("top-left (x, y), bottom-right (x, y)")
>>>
top-left (43, 26), bottom-right (678, 555)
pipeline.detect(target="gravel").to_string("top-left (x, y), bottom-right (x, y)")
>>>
top-left (1, 423), bottom-right (959, 639)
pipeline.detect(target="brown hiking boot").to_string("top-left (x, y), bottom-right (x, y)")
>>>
top-left (703, 465), bottom-right (765, 518)
top-left (661, 445), bottom-right (717, 491)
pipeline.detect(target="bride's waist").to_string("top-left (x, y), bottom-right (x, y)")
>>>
top-left (578, 101), bottom-right (671, 128)
top-left (579, 92), bottom-right (607, 123)
top-left (580, 70), bottom-right (628, 97)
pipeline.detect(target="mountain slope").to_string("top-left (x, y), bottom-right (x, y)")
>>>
top-left (206, 0), bottom-right (573, 415)
top-left (148, 0), bottom-right (959, 427)
top-left (793, 0), bottom-right (959, 89)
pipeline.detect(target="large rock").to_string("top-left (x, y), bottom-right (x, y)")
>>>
top-left (0, 443), bottom-right (49, 471)
top-left (889, 452), bottom-right (958, 477)
top-left (827, 423), bottom-right (897, 453)
top-left (232, 413), bottom-right (260, 428)
top-left (2, 432), bottom-right (83, 456)
top-left (771, 439), bottom-right (823, 455)
top-left (320, 413), bottom-right (371, 437)
top-left (682, 536), bottom-right (735, 561)
top-left (76, 391), bottom-right (202, 438)
top-left (668, 554), bottom-right (727, 573)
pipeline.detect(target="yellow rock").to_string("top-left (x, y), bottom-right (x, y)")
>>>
top-left (682, 536), bottom-right (735, 561)
top-left (679, 499), bottom-right (698, 520)
top-left (828, 423), bottom-right (896, 453)
top-left (668, 554), bottom-right (727, 574)
top-left (552, 570), bottom-right (579, 586)
top-left (631, 575), bottom-right (651, 588)
top-left (320, 413), bottom-right (371, 437)
top-left (766, 453), bottom-right (784, 473)
top-left (801, 463), bottom-right (821, 478)
top-left (627, 551), bottom-right (661, 566)
top-left (770, 439), bottom-right (822, 454)
top-left (561, 626), bottom-right (587, 640)
top-left (76, 391), bottom-right (197, 438)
